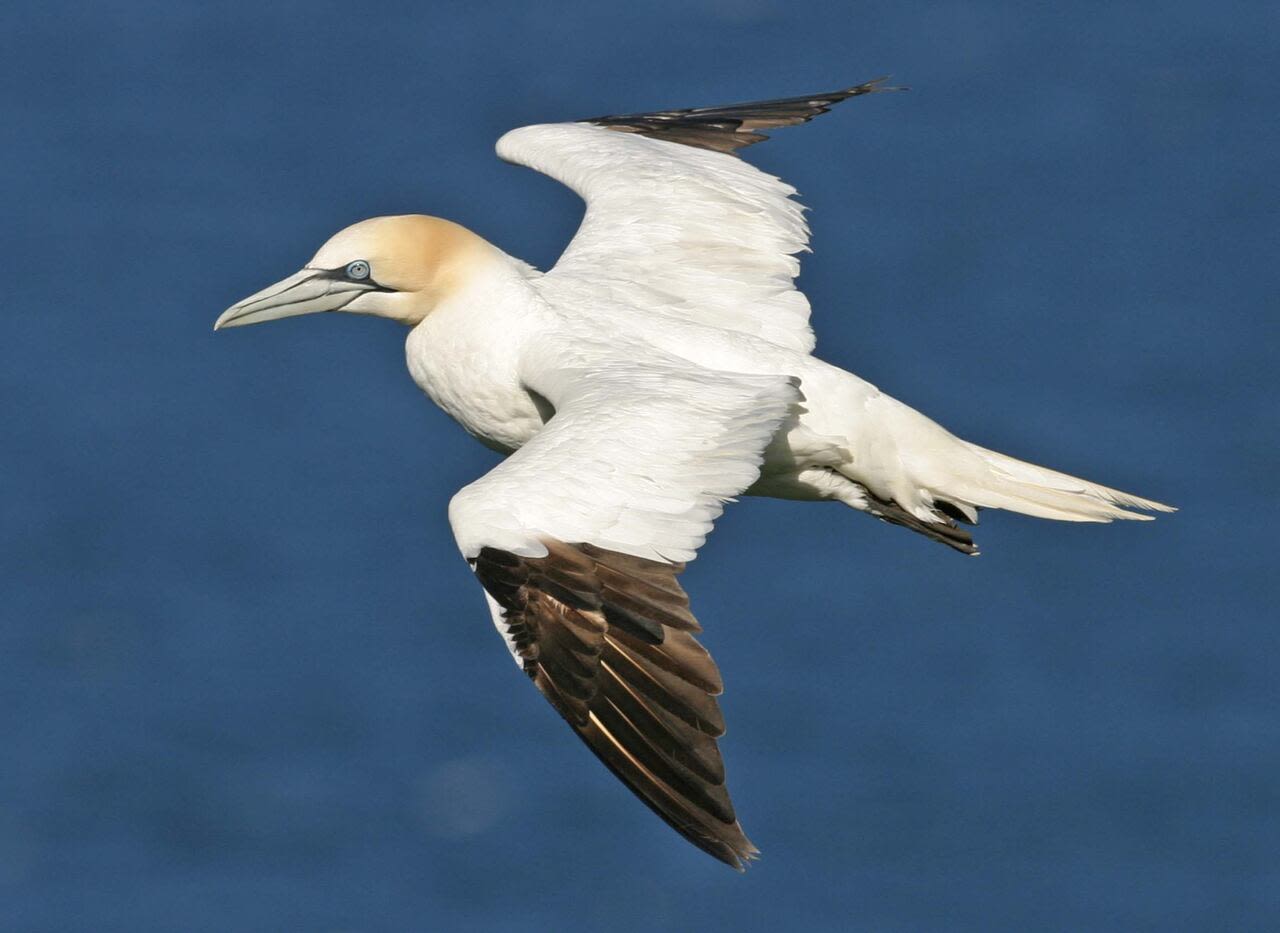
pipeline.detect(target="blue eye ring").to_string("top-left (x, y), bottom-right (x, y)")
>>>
top-left (345, 260), bottom-right (370, 280)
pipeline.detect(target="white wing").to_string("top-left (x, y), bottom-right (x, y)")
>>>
top-left (448, 349), bottom-right (799, 564)
top-left (448, 346), bottom-right (799, 868)
top-left (495, 82), bottom-right (895, 355)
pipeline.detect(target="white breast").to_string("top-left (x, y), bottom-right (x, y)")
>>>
top-left (403, 262), bottom-right (549, 454)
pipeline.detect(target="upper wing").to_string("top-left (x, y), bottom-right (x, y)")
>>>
top-left (448, 350), bottom-right (800, 868)
top-left (495, 80), bottom-right (897, 355)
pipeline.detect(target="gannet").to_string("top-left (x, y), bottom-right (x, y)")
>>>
top-left (214, 81), bottom-right (1173, 869)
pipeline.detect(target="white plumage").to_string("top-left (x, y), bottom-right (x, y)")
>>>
top-left (497, 122), bottom-right (815, 352)
top-left (215, 82), bottom-right (1173, 868)
top-left (448, 352), bottom-right (799, 563)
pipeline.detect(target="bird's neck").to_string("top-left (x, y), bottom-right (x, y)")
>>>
top-left (403, 246), bottom-right (548, 453)
top-left (399, 229), bottom-right (537, 325)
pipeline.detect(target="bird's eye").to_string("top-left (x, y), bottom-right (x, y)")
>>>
top-left (345, 260), bottom-right (370, 280)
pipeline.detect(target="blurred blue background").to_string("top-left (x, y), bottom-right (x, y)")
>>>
top-left (3, 1), bottom-right (1276, 930)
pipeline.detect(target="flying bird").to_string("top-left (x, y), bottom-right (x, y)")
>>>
top-left (215, 80), bottom-right (1173, 869)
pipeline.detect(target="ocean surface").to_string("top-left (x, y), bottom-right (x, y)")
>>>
top-left (4, 1), bottom-right (1277, 930)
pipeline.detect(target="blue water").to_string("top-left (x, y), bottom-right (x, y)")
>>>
top-left (4, 1), bottom-right (1276, 930)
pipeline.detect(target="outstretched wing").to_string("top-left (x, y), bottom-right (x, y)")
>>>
top-left (495, 80), bottom-right (898, 355)
top-left (448, 349), bottom-right (800, 868)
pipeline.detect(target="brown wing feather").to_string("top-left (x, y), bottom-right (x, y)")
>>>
top-left (472, 540), bottom-right (758, 870)
top-left (581, 77), bottom-right (903, 154)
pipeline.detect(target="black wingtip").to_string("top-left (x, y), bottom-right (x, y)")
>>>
top-left (839, 76), bottom-right (909, 96)
top-left (581, 76), bottom-right (905, 155)
top-left (728, 846), bottom-right (761, 873)
top-left (476, 540), bottom-right (759, 869)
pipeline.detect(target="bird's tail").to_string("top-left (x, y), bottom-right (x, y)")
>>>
top-left (841, 393), bottom-right (1175, 553)
top-left (939, 441), bottom-right (1176, 524)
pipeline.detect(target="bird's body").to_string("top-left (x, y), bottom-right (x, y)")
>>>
top-left (216, 82), bottom-right (1173, 868)
top-left (400, 210), bottom-right (1159, 548)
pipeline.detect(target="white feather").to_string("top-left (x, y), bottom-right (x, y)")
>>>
top-left (449, 339), bottom-right (800, 563)
top-left (497, 123), bottom-right (816, 354)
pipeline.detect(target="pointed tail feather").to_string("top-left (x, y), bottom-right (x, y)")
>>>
top-left (944, 442), bottom-right (1176, 523)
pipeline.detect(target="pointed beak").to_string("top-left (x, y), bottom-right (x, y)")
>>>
top-left (214, 269), bottom-right (375, 331)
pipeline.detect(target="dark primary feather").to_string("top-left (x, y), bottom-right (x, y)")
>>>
top-left (472, 539), bottom-right (757, 870)
top-left (581, 77), bottom-right (903, 154)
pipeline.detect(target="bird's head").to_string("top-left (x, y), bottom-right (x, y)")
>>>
top-left (214, 214), bottom-right (493, 331)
